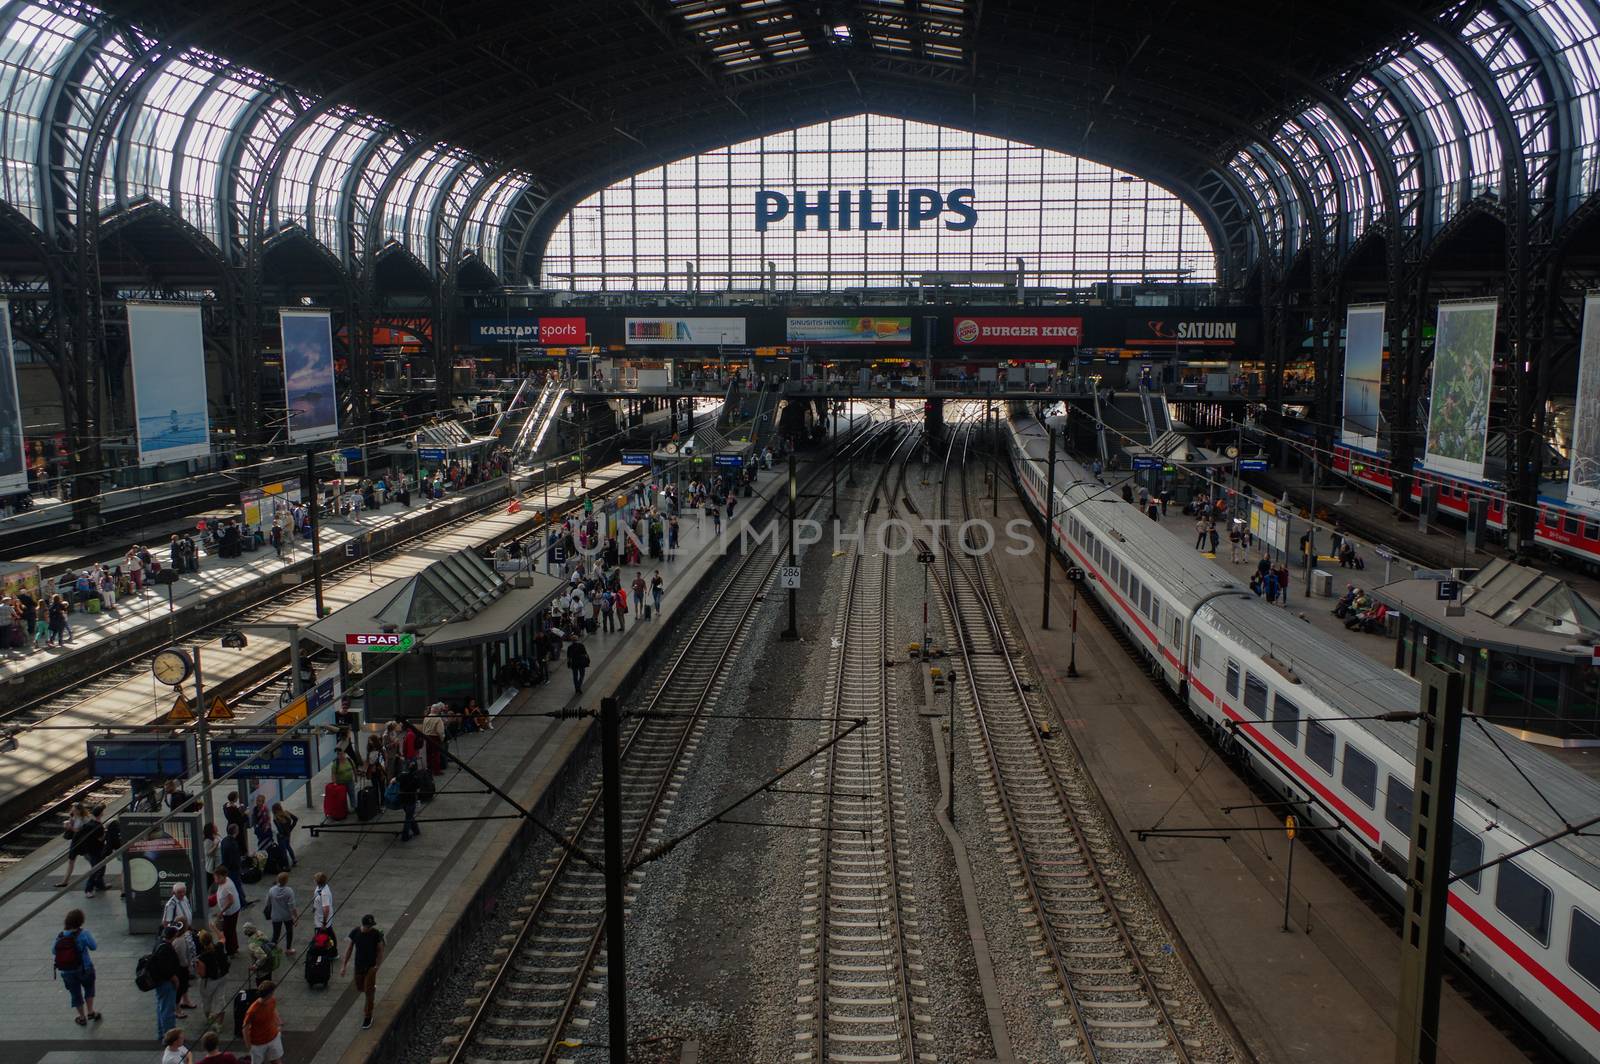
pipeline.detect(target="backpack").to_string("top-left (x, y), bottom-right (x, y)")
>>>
top-left (204, 947), bottom-right (230, 980)
top-left (134, 952), bottom-right (157, 992)
top-left (53, 930), bottom-right (82, 972)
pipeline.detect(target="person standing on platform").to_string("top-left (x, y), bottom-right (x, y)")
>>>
top-left (149, 924), bottom-right (183, 1042)
top-left (266, 872), bottom-right (296, 956)
top-left (397, 759), bottom-right (421, 842)
top-left (219, 823), bottom-right (248, 906)
top-left (1208, 522), bottom-right (1221, 554)
top-left (193, 929), bottom-right (228, 1034)
top-left (1193, 516), bottom-right (1207, 550)
top-left (616, 585), bottom-right (628, 631)
top-left (340, 914), bottom-right (386, 1031)
top-left (162, 882), bottom-right (193, 932)
top-left (52, 907), bottom-right (98, 1026)
top-left (195, 1031), bottom-right (241, 1064)
top-left (240, 980), bottom-right (284, 1064)
top-left (567, 638), bottom-right (590, 694)
top-left (632, 572), bottom-right (647, 619)
top-left (211, 868), bottom-right (241, 956)
top-left (161, 1027), bottom-right (193, 1064)
top-left (78, 805), bottom-right (107, 897)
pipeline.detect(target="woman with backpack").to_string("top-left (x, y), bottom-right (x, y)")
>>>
top-left (52, 908), bottom-right (99, 1025)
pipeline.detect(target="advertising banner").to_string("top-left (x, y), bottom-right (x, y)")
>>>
top-left (1568, 293), bottom-right (1600, 511)
top-left (787, 316), bottom-right (913, 345)
top-left (1423, 298), bottom-right (1498, 480)
top-left (952, 316), bottom-right (1082, 346)
top-left (280, 308), bottom-right (340, 443)
top-left (1340, 304), bottom-right (1385, 449)
top-left (127, 302), bottom-right (210, 466)
top-left (625, 317), bottom-right (746, 345)
top-left (0, 300), bottom-right (23, 494)
top-left (470, 316), bottom-right (586, 345)
top-left (1124, 316), bottom-right (1254, 348)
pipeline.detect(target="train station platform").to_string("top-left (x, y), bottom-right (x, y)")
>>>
top-left (975, 473), bottom-right (1525, 1064)
top-left (0, 460), bottom-right (787, 1064)
top-left (0, 462), bottom-right (641, 823)
top-left (0, 462), bottom-right (593, 693)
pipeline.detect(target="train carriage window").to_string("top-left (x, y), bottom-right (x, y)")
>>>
top-left (1385, 777), bottom-right (1414, 833)
top-left (1120, 565), bottom-right (1130, 595)
top-left (1272, 694), bottom-right (1301, 745)
top-left (1564, 515), bottom-right (1580, 536)
top-left (1150, 599), bottom-right (1160, 628)
top-left (1569, 909), bottom-right (1600, 990)
top-left (1226, 660), bottom-right (1240, 698)
top-left (1586, 520), bottom-right (1599, 541)
top-left (1495, 859), bottom-right (1554, 946)
top-left (1452, 825), bottom-right (1483, 892)
top-left (1139, 586), bottom-right (1152, 618)
top-left (1192, 634), bottom-right (1203, 666)
top-left (1342, 747), bottom-right (1378, 807)
top-left (1243, 673), bottom-right (1268, 717)
top-left (1305, 720), bottom-right (1335, 772)
top-left (1130, 575), bottom-right (1142, 606)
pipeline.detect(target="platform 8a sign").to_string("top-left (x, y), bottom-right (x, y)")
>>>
top-left (346, 633), bottom-right (416, 653)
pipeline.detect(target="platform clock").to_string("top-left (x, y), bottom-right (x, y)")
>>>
top-left (151, 648), bottom-right (194, 687)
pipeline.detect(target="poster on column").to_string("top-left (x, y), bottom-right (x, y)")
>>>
top-left (1422, 298), bottom-right (1498, 481)
top-left (0, 300), bottom-right (24, 495)
top-left (1567, 293), bottom-right (1600, 511)
top-left (1340, 304), bottom-right (1385, 449)
top-left (279, 309), bottom-right (340, 443)
top-left (127, 302), bottom-right (210, 466)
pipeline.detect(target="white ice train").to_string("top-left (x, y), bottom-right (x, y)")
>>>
top-left (1007, 411), bottom-right (1600, 1063)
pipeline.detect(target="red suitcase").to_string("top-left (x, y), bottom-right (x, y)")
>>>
top-left (322, 782), bottom-right (348, 821)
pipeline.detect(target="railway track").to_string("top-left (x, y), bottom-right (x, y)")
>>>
top-left (799, 428), bottom-right (933, 1064)
top-left (918, 419), bottom-right (1228, 1064)
top-left (443, 420), bottom-right (903, 1064)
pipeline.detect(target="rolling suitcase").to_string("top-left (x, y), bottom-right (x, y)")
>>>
top-left (418, 770), bottom-right (436, 804)
top-left (322, 782), bottom-right (348, 821)
top-left (304, 930), bottom-right (336, 988)
top-left (355, 784), bottom-right (380, 822)
top-left (233, 986), bottom-right (259, 1037)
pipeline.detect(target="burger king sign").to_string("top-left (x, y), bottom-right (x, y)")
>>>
top-left (952, 316), bottom-right (1082, 346)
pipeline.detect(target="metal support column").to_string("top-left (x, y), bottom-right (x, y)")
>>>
top-left (1395, 663), bottom-right (1465, 1064)
top-left (600, 695), bottom-right (628, 1064)
top-left (306, 448), bottom-right (325, 617)
top-left (783, 452), bottom-right (798, 639)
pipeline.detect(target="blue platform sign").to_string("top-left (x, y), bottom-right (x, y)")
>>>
top-left (1132, 457), bottom-right (1160, 470)
top-left (340, 447), bottom-right (363, 461)
top-left (621, 451), bottom-right (651, 466)
top-left (1239, 459), bottom-right (1268, 471)
top-left (211, 737), bottom-right (315, 780)
top-left (417, 448), bottom-right (446, 462)
top-left (714, 453), bottom-right (745, 468)
top-left (87, 738), bottom-right (191, 779)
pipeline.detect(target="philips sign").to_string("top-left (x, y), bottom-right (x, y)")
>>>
top-left (755, 188), bottom-right (977, 232)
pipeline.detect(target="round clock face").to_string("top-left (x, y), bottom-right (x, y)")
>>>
top-left (152, 649), bottom-right (191, 686)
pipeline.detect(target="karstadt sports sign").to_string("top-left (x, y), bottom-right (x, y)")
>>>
top-left (953, 317), bottom-right (1083, 346)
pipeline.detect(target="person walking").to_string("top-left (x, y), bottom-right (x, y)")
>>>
top-left (241, 980), bottom-right (284, 1063)
top-left (340, 914), bottom-right (386, 1031)
top-left (193, 928), bottom-right (229, 1034)
top-left (631, 573), bottom-right (646, 618)
top-left (600, 588), bottom-right (615, 633)
top-left (149, 923), bottom-right (184, 1042)
top-left (52, 907), bottom-right (99, 1026)
top-left (311, 872), bottom-right (334, 934)
top-left (651, 571), bottom-right (663, 617)
top-left (397, 759), bottom-right (421, 842)
top-left (211, 868), bottom-right (241, 956)
top-left (615, 585), bottom-right (628, 631)
top-left (567, 638), bottom-right (590, 694)
top-left (265, 872), bottom-right (297, 955)
top-left (271, 803), bottom-right (297, 868)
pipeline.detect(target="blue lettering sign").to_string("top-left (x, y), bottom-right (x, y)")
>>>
top-left (754, 188), bottom-right (977, 232)
top-left (211, 738), bottom-right (315, 780)
top-left (621, 451), bottom-right (651, 466)
top-left (1239, 459), bottom-right (1268, 471)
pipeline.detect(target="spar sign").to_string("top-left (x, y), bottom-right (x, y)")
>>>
top-left (953, 316), bottom-right (1082, 346)
top-left (345, 633), bottom-right (416, 653)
